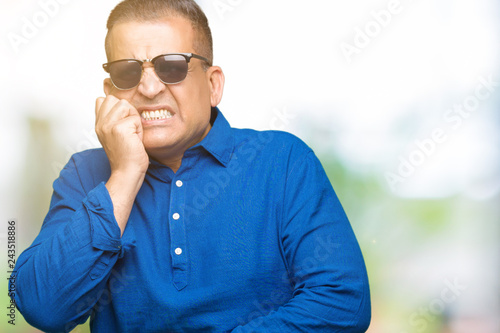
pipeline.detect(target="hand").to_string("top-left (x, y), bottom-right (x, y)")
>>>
top-left (95, 96), bottom-right (149, 176)
top-left (95, 96), bottom-right (148, 235)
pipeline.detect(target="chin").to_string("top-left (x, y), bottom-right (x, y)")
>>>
top-left (142, 130), bottom-right (172, 146)
top-left (144, 140), bottom-right (176, 152)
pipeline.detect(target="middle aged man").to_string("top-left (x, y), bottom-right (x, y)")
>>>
top-left (12, 0), bottom-right (371, 332)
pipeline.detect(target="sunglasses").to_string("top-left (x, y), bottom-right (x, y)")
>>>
top-left (103, 53), bottom-right (211, 90)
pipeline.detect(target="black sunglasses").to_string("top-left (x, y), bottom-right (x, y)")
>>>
top-left (103, 53), bottom-right (211, 90)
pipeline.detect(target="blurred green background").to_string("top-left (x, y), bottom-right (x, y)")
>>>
top-left (0, 0), bottom-right (498, 332)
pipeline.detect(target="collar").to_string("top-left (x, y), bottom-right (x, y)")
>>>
top-left (189, 107), bottom-right (234, 167)
top-left (148, 107), bottom-right (234, 172)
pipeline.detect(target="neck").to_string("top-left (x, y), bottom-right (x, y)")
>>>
top-left (158, 156), bottom-right (183, 173)
top-left (147, 122), bottom-right (213, 173)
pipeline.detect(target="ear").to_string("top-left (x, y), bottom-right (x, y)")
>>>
top-left (103, 78), bottom-right (113, 96)
top-left (207, 66), bottom-right (225, 107)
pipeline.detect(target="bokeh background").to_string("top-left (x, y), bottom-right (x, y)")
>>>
top-left (0, 0), bottom-right (499, 332)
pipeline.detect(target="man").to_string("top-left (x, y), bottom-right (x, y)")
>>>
top-left (12, 0), bottom-right (371, 332)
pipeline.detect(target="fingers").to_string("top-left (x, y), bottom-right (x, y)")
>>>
top-left (109, 114), bottom-right (144, 140)
top-left (95, 95), bottom-right (140, 124)
top-left (96, 95), bottom-right (119, 122)
top-left (95, 97), bottom-right (105, 117)
top-left (95, 97), bottom-right (106, 127)
top-left (95, 95), bottom-right (143, 141)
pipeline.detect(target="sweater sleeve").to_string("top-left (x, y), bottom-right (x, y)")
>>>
top-left (232, 150), bottom-right (371, 332)
top-left (10, 154), bottom-right (131, 333)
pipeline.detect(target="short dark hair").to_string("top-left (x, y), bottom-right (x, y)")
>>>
top-left (105, 0), bottom-right (213, 66)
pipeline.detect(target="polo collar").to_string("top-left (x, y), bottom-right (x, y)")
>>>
top-left (191, 107), bottom-right (234, 167)
top-left (148, 107), bottom-right (234, 173)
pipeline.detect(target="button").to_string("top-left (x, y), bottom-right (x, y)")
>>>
top-left (175, 248), bottom-right (183, 255)
top-left (117, 245), bottom-right (121, 249)
top-left (173, 213), bottom-right (180, 220)
top-left (176, 180), bottom-right (183, 187)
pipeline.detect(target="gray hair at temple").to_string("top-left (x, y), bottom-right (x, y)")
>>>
top-left (104, 0), bottom-right (213, 67)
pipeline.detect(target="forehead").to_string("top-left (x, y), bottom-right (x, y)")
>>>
top-left (107, 17), bottom-right (196, 61)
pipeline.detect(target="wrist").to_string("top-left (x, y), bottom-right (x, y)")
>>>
top-left (106, 169), bottom-right (145, 197)
top-left (105, 169), bottom-right (145, 236)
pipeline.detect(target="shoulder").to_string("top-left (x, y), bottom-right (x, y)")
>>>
top-left (230, 128), bottom-right (314, 172)
top-left (231, 128), bottom-right (312, 155)
top-left (59, 148), bottom-right (110, 191)
top-left (68, 148), bottom-right (110, 172)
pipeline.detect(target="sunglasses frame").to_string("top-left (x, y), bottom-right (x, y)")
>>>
top-left (102, 52), bottom-right (211, 90)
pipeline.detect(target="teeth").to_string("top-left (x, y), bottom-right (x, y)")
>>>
top-left (141, 109), bottom-right (173, 121)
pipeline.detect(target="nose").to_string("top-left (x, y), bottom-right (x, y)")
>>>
top-left (136, 64), bottom-right (166, 99)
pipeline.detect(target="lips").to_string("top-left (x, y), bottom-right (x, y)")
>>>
top-left (140, 109), bottom-right (173, 121)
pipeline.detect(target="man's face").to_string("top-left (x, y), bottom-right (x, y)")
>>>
top-left (104, 17), bottom-right (222, 160)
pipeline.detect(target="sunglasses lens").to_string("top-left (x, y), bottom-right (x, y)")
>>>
top-left (109, 60), bottom-right (142, 89)
top-left (155, 55), bottom-right (188, 84)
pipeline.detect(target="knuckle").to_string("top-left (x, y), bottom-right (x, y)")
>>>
top-left (117, 99), bottom-right (130, 108)
top-left (111, 122), bottom-right (129, 135)
top-left (102, 123), bottom-right (114, 135)
top-left (110, 125), bottom-right (121, 135)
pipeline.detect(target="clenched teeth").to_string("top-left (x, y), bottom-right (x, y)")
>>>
top-left (141, 109), bottom-right (173, 121)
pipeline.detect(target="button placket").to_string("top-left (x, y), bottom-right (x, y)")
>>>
top-left (169, 177), bottom-right (188, 291)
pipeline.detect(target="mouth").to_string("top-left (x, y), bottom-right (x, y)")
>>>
top-left (140, 108), bottom-right (174, 121)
